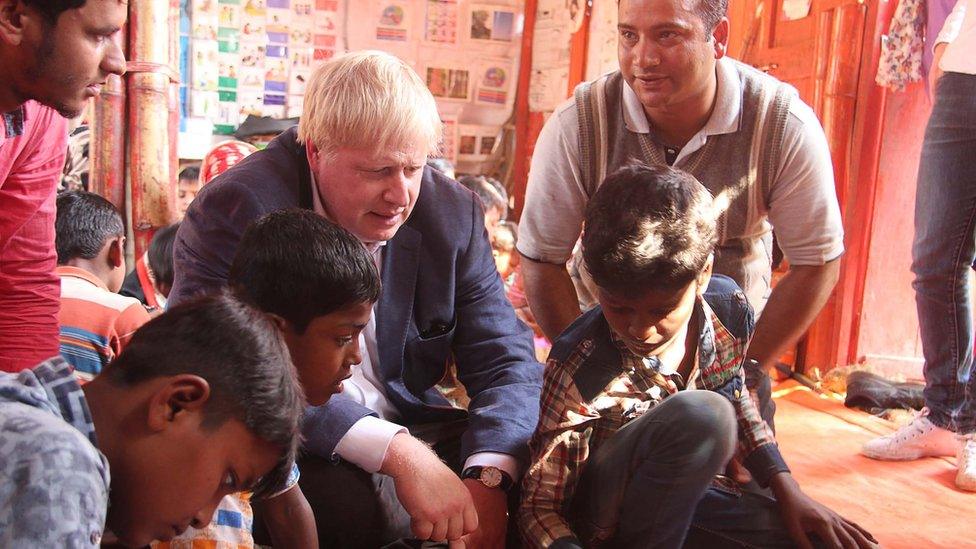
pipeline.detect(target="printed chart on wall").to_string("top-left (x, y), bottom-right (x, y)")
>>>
top-left (425, 0), bottom-right (459, 45)
top-left (184, 0), bottom-right (524, 158)
top-left (186, 0), bottom-right (342, 133)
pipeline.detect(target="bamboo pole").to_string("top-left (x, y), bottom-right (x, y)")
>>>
top-left (127, 0), bottom-right (179, 259)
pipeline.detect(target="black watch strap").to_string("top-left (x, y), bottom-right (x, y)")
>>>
top-left (461, 465), bottom-right (514, 492)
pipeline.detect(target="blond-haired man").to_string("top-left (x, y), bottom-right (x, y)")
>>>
top-left (171, 50), bottom-right (542, 548)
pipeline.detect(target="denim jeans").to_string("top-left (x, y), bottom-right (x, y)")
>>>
top-left (568, 391), bottom-right (801, 549)
top-left (912, 71), bottom-right (976, 435)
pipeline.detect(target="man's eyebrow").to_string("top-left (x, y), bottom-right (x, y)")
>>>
top-left (91, 24), bottom-right (122, 35)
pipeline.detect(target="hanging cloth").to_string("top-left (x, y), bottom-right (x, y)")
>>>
top-left (876, 0), bottom-right (927, 91)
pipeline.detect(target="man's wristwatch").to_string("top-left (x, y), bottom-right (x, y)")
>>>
top-left (461, 465), bottom-right (514, 491)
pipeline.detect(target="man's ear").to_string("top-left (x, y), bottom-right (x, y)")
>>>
top-left (0, 0), bottom-right (29, 46)
top-left (712, 18), bottom-right (730, 59)
top-left (107, 236), bottom-right (125, 269)
top-left (305, 141), bottom-right (320, 168)
top-left (146, 375), bottom-right (211, 432)
top-left (696, 254), bottom-right (714, 296)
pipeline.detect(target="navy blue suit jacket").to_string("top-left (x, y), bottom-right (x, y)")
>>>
top-left (171, 128), bottom-right (543, 466)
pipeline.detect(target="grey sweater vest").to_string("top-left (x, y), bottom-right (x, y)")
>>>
top-left (573, 61), bottom-right (794, 310)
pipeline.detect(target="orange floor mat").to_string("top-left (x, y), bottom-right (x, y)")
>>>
top-left (773, 383), bottom-right (974, 548)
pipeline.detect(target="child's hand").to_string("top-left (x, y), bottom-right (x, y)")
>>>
top-left (771, 473), bottom-right (878, 549)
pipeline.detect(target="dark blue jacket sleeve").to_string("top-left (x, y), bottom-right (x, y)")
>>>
top-left (301, 395), bottom-right (377, 458)
top-left (452, 198), bottom-right (544, 467)
top-left (169, 181), bottom-right (266, 306)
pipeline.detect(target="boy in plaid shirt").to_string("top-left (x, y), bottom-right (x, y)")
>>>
top-left (518, 164), bottom-right (876, 549)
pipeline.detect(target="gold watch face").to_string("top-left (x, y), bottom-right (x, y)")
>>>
top-left (480, 467), bottom-right (503, 488)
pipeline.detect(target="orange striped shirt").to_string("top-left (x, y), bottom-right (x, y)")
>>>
top-left (57, 266), bottom-right (151, 381)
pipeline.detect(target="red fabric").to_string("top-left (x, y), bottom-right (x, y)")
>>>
top-left (199, 140), bottom-right (258, 185)
top-left (134, 255), bottom-right (159, 309)
top-left (0, 101), bottom-right (67, 372)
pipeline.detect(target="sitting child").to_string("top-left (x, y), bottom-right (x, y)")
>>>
top-left (55, 191), bottom-right (151, 380)
top-left (120, 222), bottom-right (180, 313)
top-left (458, 174), bottom-right (508, 242)
top-left (157, 209), bottom-right (381, 548)
top-left (0, 293), bottom-right (304, 547)
top-left (518, 164), bottom-right (876, 549)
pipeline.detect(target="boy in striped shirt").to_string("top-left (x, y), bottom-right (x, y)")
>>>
top-left (55, 191), bottom-right (150, 380)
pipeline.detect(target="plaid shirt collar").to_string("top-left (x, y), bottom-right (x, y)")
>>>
top-left (2, 105), bottom-right (27, 139)
top-left (607, 297), bottom-right (720, 389)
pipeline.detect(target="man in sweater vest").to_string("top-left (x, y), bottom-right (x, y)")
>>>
top-left (518, 0), bottom-right (843, 402)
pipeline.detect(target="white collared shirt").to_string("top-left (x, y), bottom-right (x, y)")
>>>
top-left (937, 0), bottom-right (976, 75)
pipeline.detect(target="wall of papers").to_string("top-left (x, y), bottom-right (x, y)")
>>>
top-left (181, 0), bottom-right (524, 169)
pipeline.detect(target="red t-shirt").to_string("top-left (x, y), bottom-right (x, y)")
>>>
top-left (0, 101), bottom-right (67, 372)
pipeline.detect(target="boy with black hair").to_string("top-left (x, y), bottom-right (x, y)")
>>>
top-left (0, 292), bottom-right (305, 547)
top-left (56, 190), bottom-right (151, 379)
top-left (177, 166), bottom-right (201, 217)
top-left (158, 209), bottom-right (380, 548)
top-left (121, 222), bottom-right (181, 312)
top-left (519, 164), bottom-right (876, 549)
top-left (230, 208), bottom-right (380, 405)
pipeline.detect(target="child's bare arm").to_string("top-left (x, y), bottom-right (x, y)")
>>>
top-left (254, 484), bottom-right (319, 549)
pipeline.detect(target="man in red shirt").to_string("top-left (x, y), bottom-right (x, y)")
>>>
top-left (0, 0), bottom-right (127, 371)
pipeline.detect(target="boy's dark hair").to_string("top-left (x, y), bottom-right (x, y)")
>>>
top-left (147, 223), bottom-right (180, 289)
top-left (179, 166), bottom-right (200, 183)
top-left (614, 0), bottom-right (727, 36)
top-left (458, 175), bottom-right (508, 219)
top-left (55, 190), bottom-right (125, 264)
top-left (582, 163), bottom-right (717, 296)
top-left (228, 209), bottom-right (381, 334)
top-left (494, 221), bottom-right (517, 252)
top-left (22, 0), bottom-right (87, 24)
top-left (103, 292), bottom-right (304, 500)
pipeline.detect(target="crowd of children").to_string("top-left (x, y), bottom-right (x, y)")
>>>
top-left (0, 5), bottom-right (894, 544)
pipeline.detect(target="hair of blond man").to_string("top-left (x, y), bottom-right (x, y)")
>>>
top-left (297, 50), bottom-right (443, 159)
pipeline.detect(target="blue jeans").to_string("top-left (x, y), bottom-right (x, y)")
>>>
top-left (913, 71), bottom-right (976, 435)
top-left (568, 391), bottom-right (798, 549)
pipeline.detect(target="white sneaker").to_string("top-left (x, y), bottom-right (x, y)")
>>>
top-left (861, 408), bottom-right (959, 461)
top-left (957, 435), bottom-right (976, 492)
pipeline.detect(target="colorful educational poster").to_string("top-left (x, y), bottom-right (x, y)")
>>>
top-left (438, 113), bottom-right (459, 165)
top-left (217, 27), bottom-right (240, 53)
top-left (313, 33), bottom-right (338, 61)
top-left (425, 0), bottom-right (458, 45)
top-left (190, 90), bottom-right (220, 118)
top-left (469, 4), bottom-right (516, 42)
top-left (192, 0), bottom-right (218, 39)
top-left (218, 0), bottom-right (242, 28)
top-left (457, 124), bottom-right (499, 161)
top-left (426, 65), bottom-right (471, 101)
top-left (376, 2), bottom-right (410, 42)
top-left (238, 90), bottom-right (265, 116)
top-left (192, 38), bottom-right (219, 90)
top-left (314, 0), bottom-right (340, 34)
top-left (474, 60), bottom-right (512, 106)
top-left (239, 66), bottom-right (265, 92)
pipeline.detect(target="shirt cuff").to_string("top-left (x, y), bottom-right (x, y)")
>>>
top-left (334, 416), bottom-right (407, 473)
top-left (463, 452), bottom-right (520, 480)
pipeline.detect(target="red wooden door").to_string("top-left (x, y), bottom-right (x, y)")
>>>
top-left (730, 0), bottom-right (869, 372)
